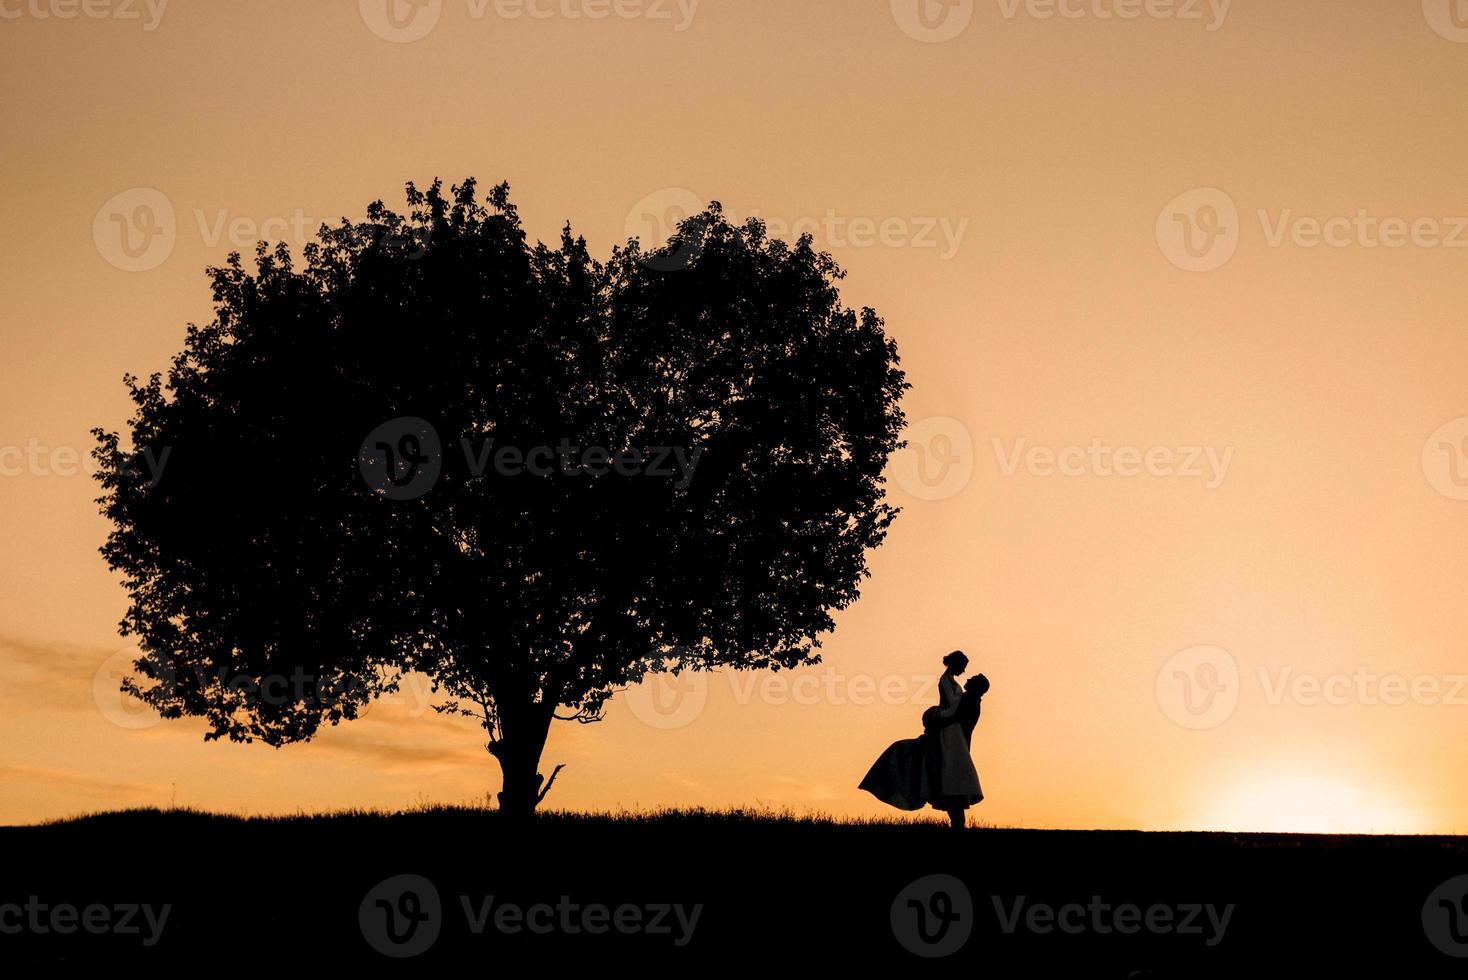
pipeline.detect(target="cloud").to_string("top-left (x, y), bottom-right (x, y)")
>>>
top-left (0, 763), bottom-right (165, 801)
top-left (0, 632), bottom-right (106, 671)
top-left (310, 727), bottom-right (486, 774)
top-left (0, 632), bottom-right (122, 714)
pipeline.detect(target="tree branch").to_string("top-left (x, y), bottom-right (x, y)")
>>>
top-left (536, 763), bottom-right (566, 804)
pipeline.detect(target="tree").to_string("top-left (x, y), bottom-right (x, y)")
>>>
top-left (93, 179), bottom-right (908, 816)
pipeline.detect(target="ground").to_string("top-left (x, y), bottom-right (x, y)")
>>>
top-left (2, 807), bottom-right (1464, 972)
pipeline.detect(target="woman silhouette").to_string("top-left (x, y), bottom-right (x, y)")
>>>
top-left (859, 650), bottom-right (986, 828)
top-left (925, 651), bottom-right (985, 828)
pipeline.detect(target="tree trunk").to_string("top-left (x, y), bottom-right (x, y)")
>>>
top-left (490, 700), bottom-right (555, 819)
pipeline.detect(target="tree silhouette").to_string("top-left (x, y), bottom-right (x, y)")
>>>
top-left (93, 179), bottom-right (907, 816)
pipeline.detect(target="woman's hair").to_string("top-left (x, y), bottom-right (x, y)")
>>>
top-left (942, 650), bottom-right (969, 672)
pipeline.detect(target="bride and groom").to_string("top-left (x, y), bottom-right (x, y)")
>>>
top-left (859, 650), bottom-right (989, 829)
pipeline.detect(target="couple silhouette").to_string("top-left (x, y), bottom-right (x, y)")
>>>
top-left (859, 650), bottom-right (988, 829)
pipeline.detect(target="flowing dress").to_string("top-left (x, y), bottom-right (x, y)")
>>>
top-left (859, 675), bottom-right (983, 811)
top-left (857, 730), bottom-right (931, 811)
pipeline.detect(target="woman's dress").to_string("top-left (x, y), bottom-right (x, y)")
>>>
top-left (857, 731), bottom-right (931, 811)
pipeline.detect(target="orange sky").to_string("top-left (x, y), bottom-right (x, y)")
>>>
top-left (4, 0), bottom-right (1468, 832)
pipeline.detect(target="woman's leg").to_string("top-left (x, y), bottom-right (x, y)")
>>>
top-left (948, 808), bottom-right (965, 830)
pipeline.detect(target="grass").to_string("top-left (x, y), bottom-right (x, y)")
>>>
top-left (22, 802), bottom-right (1459, 841)
top-left (4, 805), bottom-right (1465, 972)
top-left (23, 801), bottom-right (1003, 831)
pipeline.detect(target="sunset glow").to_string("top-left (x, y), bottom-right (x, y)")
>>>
top-left (1197, 774), bottom-right (1431, 836)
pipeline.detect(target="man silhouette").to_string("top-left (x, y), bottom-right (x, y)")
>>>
top-left (925, 673), bottom-right (988, 740)
top-left (921, 667), bottom-right (988, 829)
top-left (954, 673), bottom-right (989, 746)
